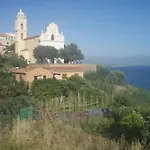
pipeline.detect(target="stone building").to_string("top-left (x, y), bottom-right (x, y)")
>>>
top-left (15, 9), bottom-right (65, 64)
top-left (0, 33), bottom-right (15, 53)
top-left (11, 64), bottom-right (97, 85)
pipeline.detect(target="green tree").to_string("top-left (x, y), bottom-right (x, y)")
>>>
top-left (0, 72), bottom-right (28, 99)
top-left (0, 95), bottom-right (33, 116)
top-left (66, 74), bottom-right (90, 92)
top-left (59, 43), bottom-right (84, 63)
top-left (0, 72), bottom-right (30, 116)
top-left (6, 53), bottom-right (27, 68)
top-left (120, 112), bottom-right (145, 142)
top-left (0, 54), bottom-right (7, 69)
top-left (4, 43), bottom-right (15, 54)
top-left (106, 70), bottom-right (126, 85)
top-left (84, 65), bottom-right (110, 81)
top-left (30, 79), bottom-right (67, 101)
top-left (65, 75), bottom-right (104, 101)
top-left (33, 46), bottom-right (58, 63)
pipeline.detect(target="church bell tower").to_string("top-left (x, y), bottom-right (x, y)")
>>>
top-left (15, 9), bottom-right (27, 55)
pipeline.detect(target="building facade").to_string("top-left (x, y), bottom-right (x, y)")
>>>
top-left (0, 33), bottom-right (15, 54)
top-left (12, 64), bottom-right (85, 85)
top-left (15, 9), bottom-right (65, 64)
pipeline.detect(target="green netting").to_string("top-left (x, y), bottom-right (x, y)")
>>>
top-left (19, 106), bottom-right (33, 120)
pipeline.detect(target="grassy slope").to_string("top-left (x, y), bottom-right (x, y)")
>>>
top-left (0, 111), bottom-right (142, 150)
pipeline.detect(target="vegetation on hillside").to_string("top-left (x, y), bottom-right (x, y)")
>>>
top-left (0, 52), bottom-right (150, 149)
top-left (0, 112), bottom-right (143, 150)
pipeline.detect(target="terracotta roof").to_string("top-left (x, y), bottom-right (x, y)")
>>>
top-left (0, 33), bottom-right (13, 37)
top-left (0, 34), bottom-right (7, 37)
top-left (11, 66), bottom-right (84, 74)
top-left (44, 66), bottom-right (84, 72)
top-left (11, 68), bottom-right (26, 74)
top-left (24, 35), bottom-right (40, 40)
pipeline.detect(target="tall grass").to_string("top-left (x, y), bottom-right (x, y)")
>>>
top-left (0, 109), bottom-right (143, 150)
top-left (0, 92), bottom-right (145, 150)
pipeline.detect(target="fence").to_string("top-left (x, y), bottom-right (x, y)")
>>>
top-left (20, 105), bottom-right (110, 122)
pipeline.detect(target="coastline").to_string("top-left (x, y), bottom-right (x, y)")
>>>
top-left (105, 64), bottom-right (150, 68)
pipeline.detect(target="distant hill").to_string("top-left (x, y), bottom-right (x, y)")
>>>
top-left (84, 56), bottom-right (150, 67)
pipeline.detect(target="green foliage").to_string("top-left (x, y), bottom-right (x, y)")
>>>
top-left (79, 86), bottom-right (104, 101)
top-left (30, 75), bottom-right (104, 104)
top-left (119, 112), bottom-right (144, 142)
top-left (85, 65), bottom-right (126, 86)
top-left (84, 65), bottom-right (110, 81)
top-left (0, 72), bottom-right (28, 99)
top-left (33, 46), bottom-right (58, 63)
top-left (120, 111), bottom-right (144, 129)
top-left (107, 111), bottom-right (145, 142)
top-left (106, 70), bottom-right (126, 85)
top-left (4, 43), bottom-right (15, 54)
top-left (66, 75), bottom-right (90, 92)
top-left (7, 53), bottom-right (27, 68)
top-left (0, 71), bottom-right (30, 118)
top-left (65, 75), bottom-right (104, 101)
top-left (0, 51), bottom-right (150, 147)
top-left (81, 118), bottom-right (114, 135)
top-left (0, 96), bottom-right (33, 116)
top-left (30, 79), bottom-right (67, 101)
top-left (59, 43), bottom-right (84, 63)
top-left (1, 52), bottom-right (27, 69)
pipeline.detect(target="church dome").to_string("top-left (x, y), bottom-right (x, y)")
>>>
top-left (46, 22), bottom-right (59, 34)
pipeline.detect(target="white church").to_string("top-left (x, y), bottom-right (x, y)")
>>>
top-left (15, 9), bottom-right (65, 63)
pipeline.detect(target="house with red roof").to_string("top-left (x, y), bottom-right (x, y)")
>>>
top-left (11, 64), bottom-right (96, 84)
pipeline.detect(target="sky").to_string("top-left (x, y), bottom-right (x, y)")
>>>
top-left (0, 0), bottom-right (150, 57)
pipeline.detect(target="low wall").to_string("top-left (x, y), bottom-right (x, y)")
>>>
top-left (52, 108), bottom-right (110, 123)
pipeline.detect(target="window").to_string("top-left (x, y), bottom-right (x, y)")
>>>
top-left (21, 23), bottom-right (23, 29)
top-left (62, 74), bottom-right (67, 79)
top-left (34, 75), bottom-right (46, 80)
top-left (21, 33), bottom-right (23, 40)
top-left (51, 34), bottom-right (54, 40)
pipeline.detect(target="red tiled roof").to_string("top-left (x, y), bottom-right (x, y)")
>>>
top-left (0, 33), bottom-right (13, 37)
top-left (11, 68), bottom-right (26, 74)
top-left (44, 66), bottom-right (84, 72)
top-left (11, 66), bottom-right (84, 74)
top-left (24, 35), bottom-right (40, 40)
top-left (0, 34), bottom-right (7, 37)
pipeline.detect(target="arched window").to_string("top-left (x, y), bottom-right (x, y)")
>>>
top-left (51, 34), bottom-right (54, 40)
top-left (21, 23), bottom-right (23, 29)
top-left (21, 33), bottom-right (23, 40)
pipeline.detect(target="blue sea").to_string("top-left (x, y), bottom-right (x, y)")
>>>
top-left (108, 66), bottom-right (150, 90)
